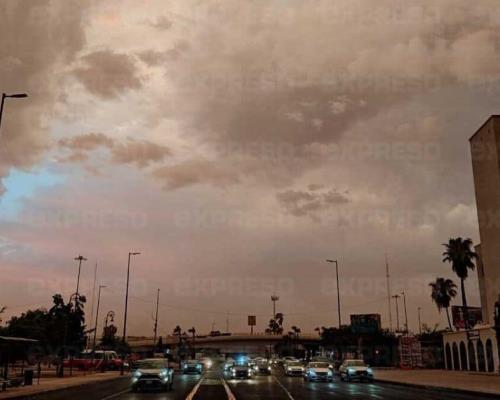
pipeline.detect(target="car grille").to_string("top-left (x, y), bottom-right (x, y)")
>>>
top-left (356, 371), bottom-right (367, 376)
top-left (139, 374), bottom-right (160, 379)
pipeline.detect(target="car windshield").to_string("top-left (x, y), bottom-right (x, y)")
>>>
top-left (346, 360), bottom-right (366, 367)
top-left (288, 362), bottom-right (302, 366)
top-left (309, 362), bottom-right (329, 368)
top-left (235, 363), bottom-right (249, 368)
top-left (137, 359), bottom-right (167, 369)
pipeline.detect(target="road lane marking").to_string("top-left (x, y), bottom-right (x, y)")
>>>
top-left (272, 376), bottom-right (295, 400)
top-left (99, 388), bottom-right (130, 400)
top-left (221, 378), bottom-right (236, 400)
top-left (185, 377), bottom-right (204, 400)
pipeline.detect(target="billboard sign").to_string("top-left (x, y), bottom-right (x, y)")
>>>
top-left (248, 315), bottom-right (256, 326)
top-left (350, 314), bottom-right (381, 334)
top-left (451, 306), bottom-right (482, 329)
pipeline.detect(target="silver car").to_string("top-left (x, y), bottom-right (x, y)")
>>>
top-left (131, 358), bottom-right (174, 392)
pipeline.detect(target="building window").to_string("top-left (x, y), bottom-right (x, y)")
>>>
top-left (459, 342), bottom-right (467, 371)
top-left (452, 342), bottom-right (460, 371)
top-left (468, 340), bottom-right (476, 371)
top-left (477, 339), bottom-right (486, 372)
top-left (445, 343), bottom-right (452, 370)
top-left (486, 339), bottom-right (494, 372)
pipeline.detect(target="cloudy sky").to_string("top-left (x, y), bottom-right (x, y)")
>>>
top-left (0, 0), bottom-right (498, 337)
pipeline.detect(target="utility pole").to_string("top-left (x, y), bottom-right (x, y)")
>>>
top-left (401, 291), bottom-right (409, 334)
top-left (418, 307), bottom-right (422, 335)
top-left (392, 294), bottom-right (401, 332)
top-left (122, 252), bottom-right (140, 343)
top-left (226, 311), bottom-right (229, 333)
top-left (153, 288), bottom-right (160, 351)
top-left (74, 255), bottom-right (87, 297)
top-left (326, 259), bottom-right (341, 327)
top-left (92, 285), bottom-right (106, 352)
top-left (385, 253), bottom-right (393, 331)
top-left (271, 294), bottom-right (279, 320)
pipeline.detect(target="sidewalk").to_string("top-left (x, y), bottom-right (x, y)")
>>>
top-left (374, 369), bottom-right (500, 396)
top-left (0, 371), bottom-right (125, 399)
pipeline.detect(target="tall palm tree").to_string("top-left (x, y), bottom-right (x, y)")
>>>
top-left (442, 237), bottom-right (477, 329)
top-left (429, 278), bottom-right (457, 330)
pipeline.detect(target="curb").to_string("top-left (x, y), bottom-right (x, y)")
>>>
top-left (0, 375), bottom-right (129, 400)
top-left (375, 378), bottom-right (500, 399)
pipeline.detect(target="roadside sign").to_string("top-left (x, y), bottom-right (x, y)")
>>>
top-left (248, 315), bottom-right (256, 326)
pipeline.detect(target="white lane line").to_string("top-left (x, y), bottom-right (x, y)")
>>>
top-left (221, 378), bottom-right (236, 400)
top-left (99, 388), bottom-right (130, 400)
top-left (272, 376), bottom-right (295, 400)
top-left (185, 377), bottom-right (204, 400)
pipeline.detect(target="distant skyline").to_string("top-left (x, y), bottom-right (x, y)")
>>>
top-left (2, 0), bottom-right (500, 336)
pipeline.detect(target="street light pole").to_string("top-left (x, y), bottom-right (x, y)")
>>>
top-left (418, 307), bottom-right (422, 335)
top-left (392, 294), bottom-right (400, 332)
top-left (401, 291), bottom-right (409, 334)
top-left (153, 288), bottom-right (160, 352)
top-left (326, 259), bottom-right (341, 328)
top-left (0, 92), bottom-right (28, 132)
top-left (74, 255), bottom-right (87, 297)
top-left (92, 285), bottom-right (106, 352)
top-left (122, 252), bottom-right (140, 343)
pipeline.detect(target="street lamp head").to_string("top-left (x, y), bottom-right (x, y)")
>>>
top-left (130, 252), bottom-right (141, 256)
top-left (7, 93), bottom-right (28, 98)
top-left (74, 255), bottom-right (87, 261)
top-left (326, 259), bottom-right (337, 263)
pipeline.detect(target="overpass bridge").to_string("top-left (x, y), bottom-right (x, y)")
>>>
top-left (128, 333), bottom-right (321, 355)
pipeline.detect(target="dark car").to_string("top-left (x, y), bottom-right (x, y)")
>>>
top-left (230, 363), bottom-right (253, 379)
top-left (131, 358), bottom-right (174, 392)
top-left (254, 360), bottom-right (272, 375)
top-left (182, 359), bottom-right (203, 374)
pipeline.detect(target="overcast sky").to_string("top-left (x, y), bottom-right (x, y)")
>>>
top-left (1, 0), bottom-right (498, 337)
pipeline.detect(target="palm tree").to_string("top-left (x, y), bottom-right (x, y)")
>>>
top-left (429, 278), bottom-right (457, 330)
top-left (442, 237), bottom-right (477, 329)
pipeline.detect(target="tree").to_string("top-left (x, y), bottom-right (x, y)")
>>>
top-left (265, 313), bottom-right (285, 335)
top-left (0, 306), bottom-right (5, 324)
top-left (429, 278), bottom-right (457, 330)
top-left (442, 237), bottom-right (477, 329)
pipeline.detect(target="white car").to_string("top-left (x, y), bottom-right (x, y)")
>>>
top-left (338, 359), bottom-right (373, 382)
top-left (303, 362), bottom-right (333, 382)
top-left (284, 361), bottom-right (305, 376)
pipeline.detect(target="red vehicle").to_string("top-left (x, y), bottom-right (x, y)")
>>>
top-left (63, 350), bottom-right (128, 370)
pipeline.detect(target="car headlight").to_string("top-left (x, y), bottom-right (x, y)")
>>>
top-left (348, 368), bottom-right (356, 374)
top-left (309, 370), bottom-right (316, 376)
top-left (287, 368), bottom-right (291, 372)
top-left (328, 370), bottom-right (333, 376)
top-left (159, 369), bottom-right (169, 378)
top-left (328, 364), bottom-right (333, 369)
top-left (133, 370), bottom-right (142, 378)
top-left (367, 368), bottom-right (373, 375)
top-left (301, 367), bottom-right (305, 372)
top-left (247, 370), bottom-right (252, 376)
top-left (267, 366), bottom-right (271, 371)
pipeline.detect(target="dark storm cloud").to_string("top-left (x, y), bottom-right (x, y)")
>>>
top-left (73, 50), bottom-right (142, 99)
top-left (152, 159), bottom-right (239, 190)
top-left (0, 0), bottom-right (90, 194)
top-left (276, 187), bottom-right (350, 219)
top-left (58, 133), bottom-right (171, 167)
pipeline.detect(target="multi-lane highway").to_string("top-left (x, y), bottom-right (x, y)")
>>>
top-left (75, 366), bottom-right (491, 400)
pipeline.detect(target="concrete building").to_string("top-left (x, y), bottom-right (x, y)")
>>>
top-left (443, 115), bottom-right (500, 373)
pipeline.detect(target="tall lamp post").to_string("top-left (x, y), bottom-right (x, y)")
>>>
top-left (122, 252), bottom-right (140, 342)
top-left (326, 259), bottom-right (341, 328)
top-left (92, 285), bottom-right (106, 352)
top-left (74, 255), bottom-right (87, 297)
top-left (401, 291), bottom-right (409, 334)
top-left (392, 294), bottom-right (401, 332)
top-left (0, 92), bottom-right (28, 132)
top-left (417, 307), bottom-right (422, 335)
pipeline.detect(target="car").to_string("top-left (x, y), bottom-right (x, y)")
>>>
top-left (182, 359), bottom-right (203, 374)
top-left (284, 361), bottom-right (305, 377)
top-left (131, 358), bottom-right (174, 392)
top-left (223, 359), bottom-right (235, 371)
top-left (254, 360), bottom-right (272, 375)
top-left (338, 359), bottom-right (374, 382)
top-left (200, 357), bottom-right (213, 369)
top-left (230, 363), bottom-right (253, 379)
top-left (63, 350), bottom-right (127, 371)
top-left (304, 362), bottom-right (334, 382)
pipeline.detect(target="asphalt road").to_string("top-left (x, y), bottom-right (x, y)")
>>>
top-left (42, 367), bottom-right (491, 400)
